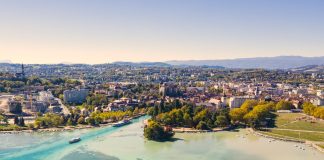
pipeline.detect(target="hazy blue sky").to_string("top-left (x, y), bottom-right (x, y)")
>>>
top-left (0, 0), bottom-right (323, 64)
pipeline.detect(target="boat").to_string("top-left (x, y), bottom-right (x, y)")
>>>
top-left (113, 119), bottom-right (131, 127)
top-left (69, 137), bottom-right (81, 144)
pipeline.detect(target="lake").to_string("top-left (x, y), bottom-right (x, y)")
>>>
top-left (0, 116), bottom-right (323, 160)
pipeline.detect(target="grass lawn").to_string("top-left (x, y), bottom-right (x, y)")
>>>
top-left (275, 113), bottom-right (304, 126)
top-left (260, 113), bottom-right (324, 142)
top-left (274, 113), bottom-right (324, 132)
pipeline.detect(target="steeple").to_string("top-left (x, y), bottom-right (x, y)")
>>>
top-left (21, 63), bottom-right (25, 78)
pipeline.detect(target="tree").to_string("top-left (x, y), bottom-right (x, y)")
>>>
top-left (147, 107), bottom-right (155, 116)
top-left (168, 109), bottom-right (183, 126)
top-left (19, 117), bottom-right (25, 126)
top-left (215, 115), bottom-right (229, 127)
top-left (144, 121), bottom-right (174, 141)
top-left (243, 104), bottom-right (273, 128)
top-left (193, 109), bottom-right (208, 125)
top-left (86, 117), bottom-right (96, 126)
top-left (196, 121), bottom-right (209, 130)
top-left (240, 100), bottom-right (258, 113)
top-left (67, 118), bottom-right (73, 126)
top-left (14, 116), bottom-right (19, 125)
top-left (0, 115), bottom-right (8, 124)
top-left (157, 113), bottom-right (172, 125)
top-left (229, 108), bottom-right (245, 123)
top-left (183, 113), bottom-right (193, 127)
top-left (27, 123), bottom-right (34, 129)
top-left (276, 100), bottom-right (294, 110)
top-left (133, 107), bottom-right (139, 115)
top-left (302, 102), bottom-right (316, 115)
top-left (77, 116), bottom-right (85, 124)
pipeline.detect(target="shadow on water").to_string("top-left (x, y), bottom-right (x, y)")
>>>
top-left (61, 150), bottom-right (120, 160)
top-left (61, 146), bottom-right (120, 160)
top-left (155, 137), bottom-right (184, 142)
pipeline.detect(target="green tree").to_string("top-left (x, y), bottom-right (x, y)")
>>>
top-left (240, 100), bottom-right (258, 113)
top-left (196, 121), bottom-right (209, 130)
top-left (276, 100), bottom-right (294, 110)
top-left (77, 116), bottom-right (85, 124)
top-left (183, 113), bottom-right (193, 127)
top-left (144, 121), bottom-right (174, 141)
top-left (229, 108), bottom-right (245, 123)
top-left (14, 116), bottom-right (19, 125)
top-left (133, 107), bottom-right (139, 115)
top-left (302, 102), bottom-right (316, 115)
top-left (215, 115), bottom-right (229, 127)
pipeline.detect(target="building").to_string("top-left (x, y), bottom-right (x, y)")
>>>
top-left (48, 105), bottom-right (62, 113)
top-left (38, 91), bottom-right (54, 103)
top-left (317, 90), bottom-right (324, 97)
top-left (311, 97), bottom-right (324, 106)
top-left (159, 82), bottom-right (180, 97)
top-left (63, 89), bottom-right (89, 104)
top-left (31, 101), bottom-right (48, 113)
top-left (15, 64), bottom-right (25, 79)
top-left (8, 100), bottom-right (22, 114)
top-left (229, 96), bottom-right (255, 108)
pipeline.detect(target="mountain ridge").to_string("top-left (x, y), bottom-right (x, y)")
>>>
top-left (165, 56), bottom-right (324, 69)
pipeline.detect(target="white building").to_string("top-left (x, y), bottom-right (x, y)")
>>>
top-left (63, 89), bottom-right (89, 104)
top-left (317, 90), bottom-right (323, 97)
top-left (38, 91), bottom-right (54, 102)
top-left (311, 97), bottom-right (324, 106)
top-left (229, 96), bottom-right (255, 108)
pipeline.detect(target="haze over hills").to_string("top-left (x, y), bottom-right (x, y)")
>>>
top-left (1, 56), bottom-right (323, 69)
top-left (165, 56), bottom-right (324, 69)
top-left (0, 59), bottom-right (12, 63)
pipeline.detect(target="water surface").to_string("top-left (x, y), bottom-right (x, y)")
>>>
top-left (0, 116), bottom-right (323, 160)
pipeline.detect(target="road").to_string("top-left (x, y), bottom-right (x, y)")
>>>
top-left (55, 98), bottom-right (70, 115)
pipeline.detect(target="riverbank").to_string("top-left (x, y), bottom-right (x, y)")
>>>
top-left (248, 128), bottom-right (324, 153)
top-left (0, 114), bottom-right (146, 134)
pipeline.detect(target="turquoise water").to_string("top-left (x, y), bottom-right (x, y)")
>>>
top-left (0, 117), bottom-right (146, 160)
top-left (0, 116), bottom-right (323, 160)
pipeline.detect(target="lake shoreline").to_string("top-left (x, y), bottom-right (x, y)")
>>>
top-left (0, 114), bottom-right (146, 134)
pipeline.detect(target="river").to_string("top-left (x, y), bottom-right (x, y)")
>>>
top-left (0, 116), bottom-right (323, 160)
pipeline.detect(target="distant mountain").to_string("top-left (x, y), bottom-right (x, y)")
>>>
top-left (112, 61), bottom-right (171, 67)
top-left (165, 56), bottom-right (324, 69)
top-left (290, 65), bottom-right (324, 73)
top-left (0, 59), bottom-right (12, 63)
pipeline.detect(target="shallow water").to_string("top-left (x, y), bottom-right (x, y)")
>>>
top-left (0, 116), bottom-right (323, 160)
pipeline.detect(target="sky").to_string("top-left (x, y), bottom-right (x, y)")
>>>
top-left (0, 0), bottom-right (323, 64)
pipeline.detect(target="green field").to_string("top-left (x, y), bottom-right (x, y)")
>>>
top-left (260, 113), bottom-right (324, 142)
top-left (275, 113), bottom-right (324, 132)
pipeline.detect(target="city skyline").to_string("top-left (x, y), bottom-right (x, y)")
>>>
top-left (1, 0), bottom-right (324, 64)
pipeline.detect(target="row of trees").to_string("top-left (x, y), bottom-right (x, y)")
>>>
top-left (229, 100), bottom-right (275, 128)
top-left (302, 102), bottom-right (324, 119)
top-left (33, 107), bottom-right (145, 129)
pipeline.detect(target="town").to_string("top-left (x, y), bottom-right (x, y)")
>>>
top-left (0, 63), bottom-right (323, 149)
